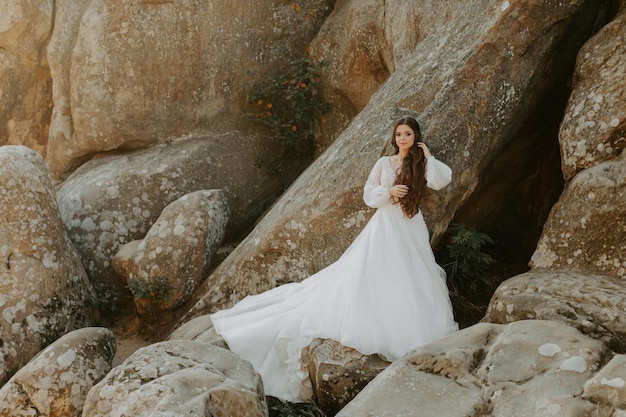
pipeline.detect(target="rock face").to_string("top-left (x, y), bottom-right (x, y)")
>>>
top-left (56, 136), bottom-right (276, 308)
top-left (82, 340), bottom-right (268, 417)
top-left (336, 320), bottom-right (610, 417)
top-left (0, 0), bottom-right (53, 154)
top-left (113, 190), bottom-right (230, 317)
top-left (0, 1), bottom-right (624, 415)
top-left (558, 12), bottom-right (626, 181)
top-left (184, 0), bottom-right (610, 317)
top-left (529, 152), bottom-right (626, 277)
top-left (45, 0), bottom-right (332, 178)
top-left (0, 146), bottom-right (98, 386)
top-left (307, 0), bottom-right (395, 148)
top-left (309, 0), bottom-right (476, 149)
top-left (0, 327), bottom-right (115, 417)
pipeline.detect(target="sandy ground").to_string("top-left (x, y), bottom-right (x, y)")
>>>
top-left (112, 334), bottom-right (152, 367)
top-left (109, 317), bottom-right (154, 367)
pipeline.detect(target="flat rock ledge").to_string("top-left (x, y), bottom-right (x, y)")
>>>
top-left (484, 269), bottom-right (626, 352)
top-left (337, 320), bottom-right (613, 417)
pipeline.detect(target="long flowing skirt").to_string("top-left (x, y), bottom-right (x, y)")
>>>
top-left (211, 204), bottom-right (458, 402)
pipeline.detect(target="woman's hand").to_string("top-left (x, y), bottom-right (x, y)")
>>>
top-left (417, 142), bottom-right (432, 159)
top-left (389, 184), bottom-right (409, 198)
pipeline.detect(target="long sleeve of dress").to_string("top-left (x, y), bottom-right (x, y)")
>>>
top-left (363, 158), bottom-right (391, 208)
top-left (363, 156), bottom-right (452, 208)
top-left (426, 156), bottom-right (452, 190)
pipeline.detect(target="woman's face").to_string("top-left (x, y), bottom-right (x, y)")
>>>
top-left (394, 124), bottom-right (416, 151)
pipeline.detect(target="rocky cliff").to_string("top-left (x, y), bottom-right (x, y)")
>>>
top-left (1, 0), bottom-right (625, 416)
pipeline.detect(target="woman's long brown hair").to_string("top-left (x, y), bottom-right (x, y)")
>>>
top-left (391, 117), bottom-right (426, 218)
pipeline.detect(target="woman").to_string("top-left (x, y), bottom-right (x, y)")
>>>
top-left (211, 116), bottom-right (458, 402)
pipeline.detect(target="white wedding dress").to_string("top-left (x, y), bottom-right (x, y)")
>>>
top-left (211, 155), bottom-right (458, 402)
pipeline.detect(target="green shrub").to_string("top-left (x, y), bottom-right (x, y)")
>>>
top-left (96, 284), bottom-right (125, 313)
top-left (128, 275), bottom-right (174, 316)
top-left (439, 223), bottom-right (495, 294)
top-left (267, 397), bottom-right (326, 417)
top-left (246, 52), bottom-right (330, 173)
top-left (245, 3), bottom-right (332, 174)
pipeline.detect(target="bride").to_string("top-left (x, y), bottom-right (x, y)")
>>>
top-left (211, 116), bottom-right (458, 402)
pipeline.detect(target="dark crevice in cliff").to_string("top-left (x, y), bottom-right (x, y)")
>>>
top-left (440, 0), bottom-right (619, 330)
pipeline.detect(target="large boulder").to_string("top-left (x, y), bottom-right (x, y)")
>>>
top-left (82, 340), bottom-right (268, 417)
top-left (113, 190), bottom-right (229, 318)
top-left (309, 0), bottom-right (480, 149)
top-left (183, 0), bottom-right (611, 318)
top-left (0, 327), bottom-right (115, 417)
top-left (484, 269), bottom-right (626, 352)
top-left (0, 0), bottom-right (53, 153)
top-left (529, 151), bottom-right (625, 278)
top-left (46, 0), bottom-right (332, 178)
top-left (0, 146), bottom-right (98, 386)
top-left (336, 320), bottom-right (611, 417)
top-left (302, 338), bottom-right (389, 416)
top-left (558, 11), bottom-right (626, 181)
top-left (56, 136), bottom-right (277, 308)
